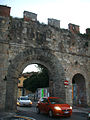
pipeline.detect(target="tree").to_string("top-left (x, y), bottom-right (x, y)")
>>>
top-left (23, 65), bottom-right (49, 92)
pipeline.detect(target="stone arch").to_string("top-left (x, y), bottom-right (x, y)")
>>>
top-left (5, 47), bottom-right (66, 111)
top-left (72, 73), bottom-right (87, 107)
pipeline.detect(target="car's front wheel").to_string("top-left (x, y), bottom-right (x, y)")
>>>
top-left (49, 110), bottom-right (53, 117)
top-left (36, 107), bottom-right (40, 114)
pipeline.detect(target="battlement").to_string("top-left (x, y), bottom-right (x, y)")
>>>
top-left (48, 18), bottom-right (60, 28)
top-left (23, 11), bottom-right (37, 21)
top-left (0, 5), bottom-right (11, 17)
top-left (68, 23), bottom-right (80, 34)
top-left (0, 5), bottom-right (90, 35)
top-left (86, 28), bottom-right (90, 36)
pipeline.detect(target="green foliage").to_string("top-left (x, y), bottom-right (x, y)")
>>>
top-left (23, 65), bottom-right (49, 93)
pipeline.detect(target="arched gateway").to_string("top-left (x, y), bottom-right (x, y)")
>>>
top-left (5, 48), bottom-right (66, 111)
top-left (0, 5), bottom-right (90, 112)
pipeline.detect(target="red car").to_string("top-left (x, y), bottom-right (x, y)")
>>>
top-left (36, 97), bottom-right (72, 117)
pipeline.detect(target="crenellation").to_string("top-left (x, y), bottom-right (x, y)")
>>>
top-left (0, 5), bottom-right (11, 17)
top-left (68, 23), bottom-right (80, 34)
top-left (23, 11), bottom-right (37, 22)
top-left (48, 18), bottom-right (60, 29)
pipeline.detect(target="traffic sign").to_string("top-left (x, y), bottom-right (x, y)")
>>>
top-left (64, 80), bottom-right (69, 87)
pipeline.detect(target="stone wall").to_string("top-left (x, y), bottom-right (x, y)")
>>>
top-left (0, 5), bottom-right (90, 111)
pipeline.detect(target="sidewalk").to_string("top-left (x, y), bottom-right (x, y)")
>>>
top-left (72, 106), bottom-right (90, 114)
top-left (0, 112), bottom-right (16, 120)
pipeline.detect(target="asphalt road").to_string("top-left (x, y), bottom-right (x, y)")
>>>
top-left (16, 106), bottom-right (88, 120)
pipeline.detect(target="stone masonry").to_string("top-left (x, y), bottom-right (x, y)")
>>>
top-left (0, 5), bottom-right (90, 112)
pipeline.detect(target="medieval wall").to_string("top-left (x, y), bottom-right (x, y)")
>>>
top-left (0, 5), bottom-right (90, 111)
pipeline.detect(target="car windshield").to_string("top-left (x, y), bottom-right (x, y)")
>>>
top-left (20, 97), bottom-right (29, 100)
top-left (49, 98), bottom-right (65, 104)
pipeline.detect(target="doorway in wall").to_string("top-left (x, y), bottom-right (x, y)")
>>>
top-left (72, 73), bottom-right (87, 107)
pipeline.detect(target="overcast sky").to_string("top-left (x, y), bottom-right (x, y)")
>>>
top-left (23, 64), bottom-right (40, 73)
top-left (0, 0), bottom-right (90, 34)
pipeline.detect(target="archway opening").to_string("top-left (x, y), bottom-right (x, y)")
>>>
top-left (17, 63), bottom-right (50, 102)
top-left (72, 73), bottom-right (87, 107)
top-left (5, 48), bottom-right (66, 112)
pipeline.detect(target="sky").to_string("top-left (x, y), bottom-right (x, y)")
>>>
top-left (0, 0), bottom-right (90, 34)
top-left (0, 0), bottom-right (90, 73)
top-left (23, 64), bottom-right (40, 73)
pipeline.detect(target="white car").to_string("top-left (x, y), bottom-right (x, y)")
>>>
top-left (17, 96), bottom-right (32, 107)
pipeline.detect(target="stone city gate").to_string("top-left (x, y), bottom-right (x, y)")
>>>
top-left (0, 5), bottom-right (90, 112)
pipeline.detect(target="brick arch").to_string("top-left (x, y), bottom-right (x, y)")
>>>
top-left (5, 47), bottom-right (66, 111)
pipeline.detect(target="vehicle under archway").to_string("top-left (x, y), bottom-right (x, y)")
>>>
top-left (17, 64), bottom-right (50, 100)
top-left (5, 48), bottom-right (66, 111)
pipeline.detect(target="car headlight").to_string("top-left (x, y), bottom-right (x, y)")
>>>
top-left (30, 102), bottom-right (32, 104)
top-left (17, 102), bottom-right (20, 105)
top-left (70, 106), bottom-right (72, 109)
top-left (54, 106), bottom-right (61, 110)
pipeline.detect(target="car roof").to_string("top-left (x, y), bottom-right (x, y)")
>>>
top-left (19, 96), bottom-right (29, 98)
top-left (41, 97), bottom-right (60, 99)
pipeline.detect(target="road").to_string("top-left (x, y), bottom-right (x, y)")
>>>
top-left (16, 106), bottom-right (88, 120)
